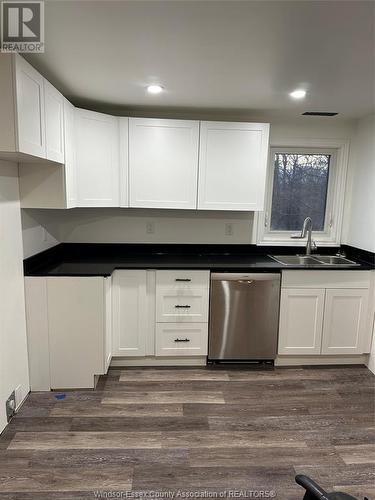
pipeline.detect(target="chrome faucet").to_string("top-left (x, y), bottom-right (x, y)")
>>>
top-left (291, 217), bottom-right (317, 255)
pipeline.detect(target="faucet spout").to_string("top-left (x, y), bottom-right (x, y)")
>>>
top-left (290, 217), bottom-right (316, 255)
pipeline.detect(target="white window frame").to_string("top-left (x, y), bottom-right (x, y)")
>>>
top-left (256, 138), bottom-right (350, 247)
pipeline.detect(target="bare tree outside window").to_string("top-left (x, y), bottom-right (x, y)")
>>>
top-left (270, 153), bottom-right (330, 231)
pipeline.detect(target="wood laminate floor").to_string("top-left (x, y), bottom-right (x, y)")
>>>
top-left (0, 366), bottom-right (374, 499)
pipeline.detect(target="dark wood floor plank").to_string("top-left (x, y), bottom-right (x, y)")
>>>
top-left (70, 416), bottom-right (209, 432)
top-left (335, 443), bottom-right (375, 464)
top-left (8, 431), bottom-right (163, 450)
top-left (131, 463), bottom-right (294, 491)
top-left (102, 391), bottom-right (225, 404)
top-left (0, 465), bottom-right (132, 492)
top-left (293, 463), bottom-right (375, 488)
top-left (160, 430), bottom-right (308, 449)
top-left (52, 402), bottom-right (184, 417)
top-left (188, 446), bottom-right (345, 467)
top-left (183, 402), bottom-right (309, 417)
top-left (208, 413), bottom-right (375, 432)
top-left (7, 417), bottom-right (73, 432)
top-left (29, 448), bottom-right (189, 468)
top-left (119, 369), bottom-right (230, 381)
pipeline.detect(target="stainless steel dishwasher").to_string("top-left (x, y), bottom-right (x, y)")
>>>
top-left (208, 273), bottom-right (281, 363)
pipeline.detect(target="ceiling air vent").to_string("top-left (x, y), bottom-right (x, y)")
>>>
top-left (302, 112), bottom-right (338, 116)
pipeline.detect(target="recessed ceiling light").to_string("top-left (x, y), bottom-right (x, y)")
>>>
top-left (290, 89), bottom-right (306, 99)
top-left (147, 84), bottom-right (163, 94)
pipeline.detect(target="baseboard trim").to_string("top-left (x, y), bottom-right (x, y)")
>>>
top-left (275, 354), bottom-right (369, 366)
top-left (110, 356), bottom-right (207, 367)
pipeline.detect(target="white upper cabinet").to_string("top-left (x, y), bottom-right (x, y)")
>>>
top-left (63, 99), bottom-right (77, 207)
top-left (119, 117), bottom-right (129, 207)
top-left (19, 98), bottom-right (77, 209)
top-left (44, 80), bottom-right (65, 163)
top-left (75, 108), bottom-right (120, 207)
top-left (14, 55), bottom-right (46, 158)
top-left (129, 118), bottom-right (199, 209)
top-left (198, 121), bottom-right (270, 211)
top-left (0, 54), bottom-right (65, 164)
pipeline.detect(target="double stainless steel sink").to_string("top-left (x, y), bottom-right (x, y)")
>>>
top-left (270, 254), bottom-right (359, 267)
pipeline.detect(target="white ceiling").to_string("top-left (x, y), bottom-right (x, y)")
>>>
top-left (26, 0), bottom-right (374, 119)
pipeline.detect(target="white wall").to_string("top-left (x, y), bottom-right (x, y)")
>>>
top-left (21, 210), bottom-right (59, 259)
top-left (342, 114), bottom-right (375, 252)
top-left (21, 118), bottom-right (356, 255)
top-left (22, 208), bottom-right (255, 246)
top-left (0, 160), bottom-right (30, 433)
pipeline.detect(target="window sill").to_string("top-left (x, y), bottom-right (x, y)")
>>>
top-left (256, 239), bottom-right (341, 247)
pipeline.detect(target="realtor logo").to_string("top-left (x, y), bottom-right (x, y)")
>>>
top-left (1, 1), bottom-right (44, 52)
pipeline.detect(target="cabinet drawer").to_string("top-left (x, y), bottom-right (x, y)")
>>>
top-left (156, 289), bottom-right (209, 322)
top-left (156, 270), bottom-right (210, 290)
top-left (156, 323), bottom-right (208, 356)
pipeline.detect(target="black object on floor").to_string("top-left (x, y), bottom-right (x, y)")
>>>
top-left (295, 475), bottom-right (367, 500)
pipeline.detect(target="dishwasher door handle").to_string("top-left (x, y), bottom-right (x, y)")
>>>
top-left (211, 273), bottom-right (280, 282)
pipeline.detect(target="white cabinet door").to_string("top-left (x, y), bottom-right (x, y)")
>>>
top-left (15, 55), bottom-right (46, 158)
top-left (278, 288), bottom-right (325, 355)
top-left (44, 80), bottom-right (65, 163)
top-left (112, 270), bottom-right (148, 357)
top-left (321, 289), bottom-right (369, 355)
top-left (63, 99), bottom-right (77, 207)
top-left (129, 118), bottom-right (199, 209)
top-left (198, 121), bottom-right (270, 210)
top-left (75, 108), bottom-right (120, 206)
top-left (119, 117), bottom-right (129, 207)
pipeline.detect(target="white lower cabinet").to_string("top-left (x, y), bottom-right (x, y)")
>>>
top-left (104, 276), bottom-right (113, 371)
top-left (112, 270), bottom-right (148, 356)
top-left (155, 270), bottom-right (210, 357)
top-left (111, 269), bottom-right (210, 359)
top-left (25, 276), bottom-right (111, 390)
top-left (278, 289), bottom-right (324, 355)
top-left (278, 271), bottom-right (374, 358)
top-left (321, 289), bottom-right (369, 355)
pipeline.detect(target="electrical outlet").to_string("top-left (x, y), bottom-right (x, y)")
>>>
top-left (146, 222), bottom-right (155, 234)
top-left (225, 223), bottom-right (233, 236)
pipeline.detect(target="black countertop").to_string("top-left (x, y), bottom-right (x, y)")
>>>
top-left (24, 244), bottom-right (375, 277)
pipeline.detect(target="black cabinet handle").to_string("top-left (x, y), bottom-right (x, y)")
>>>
top-left (175, 278), bottom-right (191, 282)
top-left (175, 305), bottom-right (191, 309)
top-left (174, 338), bottom-right (190, 342)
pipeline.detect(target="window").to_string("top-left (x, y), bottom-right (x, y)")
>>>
top-left (257, 140), bottom-right (350, 246)
top-left (270, 152), bottom-right (331, 231)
